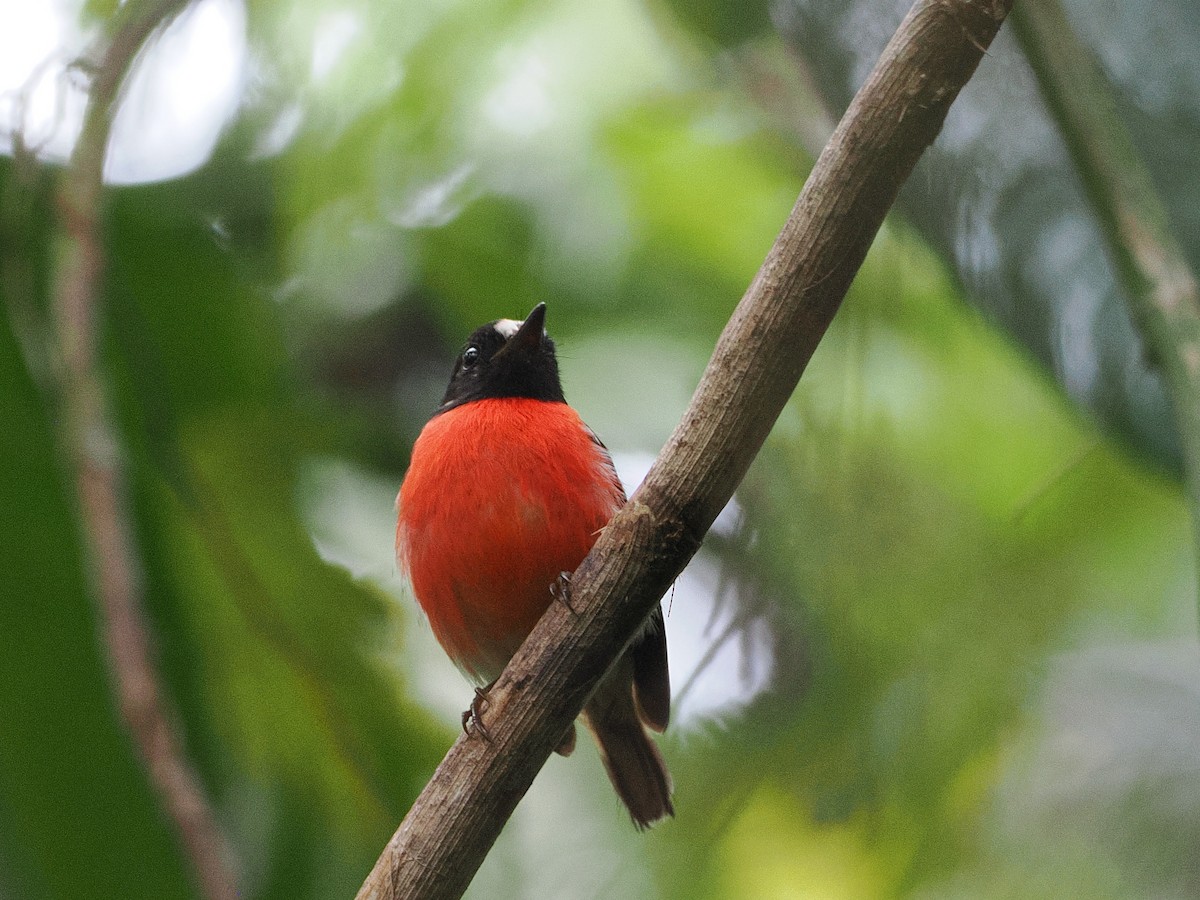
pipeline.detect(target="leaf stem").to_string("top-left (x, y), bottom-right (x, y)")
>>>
top-left (1012, 0), bottom-right (1200, 591)
top-left (53, 3), bottom-right (238, 898)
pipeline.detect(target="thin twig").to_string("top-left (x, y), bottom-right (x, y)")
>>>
top-left (1011, 0), bottom-right (1200, 593)
top-left (357, 1), bottom-right (1014, 898)
top-left (52, 2), bottom-right (237, 898)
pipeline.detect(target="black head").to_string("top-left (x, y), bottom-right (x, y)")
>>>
top-left (437, 303), bottom-right (565, 413)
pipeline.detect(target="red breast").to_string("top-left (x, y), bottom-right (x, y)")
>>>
top-left (396, 396), bottom-right (623, 681)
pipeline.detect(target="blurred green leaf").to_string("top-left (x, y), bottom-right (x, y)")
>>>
top-left (652, 0), bottom-right (774, 48)
top-left (0, 166), bottom-right (194, 898)
top-left (102, 163), bottom-right (444, 892)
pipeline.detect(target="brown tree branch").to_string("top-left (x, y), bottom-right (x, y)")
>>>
top-left (53, 2), bottom-right (237, 898)
top-left (1010, 0), bottom-right (1200, 595)
top-left (358, 1), bottom-right (1014, 897)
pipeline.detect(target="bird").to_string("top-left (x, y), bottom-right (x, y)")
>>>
top-left (395, 302), bottom-right (673, 828)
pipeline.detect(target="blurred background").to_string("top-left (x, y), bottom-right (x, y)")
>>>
top-left (2, 0), bottom-right (1199, 897)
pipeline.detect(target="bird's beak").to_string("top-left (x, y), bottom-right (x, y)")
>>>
top-left (510, 302), bottom-right (546, 352)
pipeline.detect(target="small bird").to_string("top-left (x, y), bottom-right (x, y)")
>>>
top-left (396, 302), bottom-right (673, 828)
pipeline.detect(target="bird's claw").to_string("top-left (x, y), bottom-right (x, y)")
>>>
top-left (550, 571), bottom-right (579, 616)
top-left (461, 683), bottom-right (494, 741)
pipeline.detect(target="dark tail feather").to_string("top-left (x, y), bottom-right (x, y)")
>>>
top-left (584, 663), bottom-right (673, 829)
top-left (631, 606), bottom-right (670, 733)
top-left (590, 716), bottom-right (673, 829)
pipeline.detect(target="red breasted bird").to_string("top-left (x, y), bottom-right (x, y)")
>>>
top-left (396, 303), bottom-right (673, 828)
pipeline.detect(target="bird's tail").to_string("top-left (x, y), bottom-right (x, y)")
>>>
top-left (584, 662), bottom-right (673, 829)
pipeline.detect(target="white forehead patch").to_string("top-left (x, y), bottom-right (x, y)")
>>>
top-left (493, 318), bottom-right (522, 339)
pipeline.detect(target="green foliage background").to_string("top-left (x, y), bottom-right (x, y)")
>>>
top-left (1, 0), bottom-right (1198, 897)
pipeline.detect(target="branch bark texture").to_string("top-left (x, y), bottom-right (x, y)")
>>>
top-left (1011, 0), bottom-right (1200, 590)
top-left (53, 3), bottom-right (237, 898)
top-left (359, 1), bottom-right (1014, 897)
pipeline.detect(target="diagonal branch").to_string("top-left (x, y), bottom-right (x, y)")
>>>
top-left (1011, 0), bottom-right (1200, 597)
top-left (358, 1), bottom-right (1014, 897)
top-left (53, 2), bottom-right (237, 898)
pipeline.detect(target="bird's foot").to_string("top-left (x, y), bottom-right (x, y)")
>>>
top-left (461, 681), bottom-right (495, 741)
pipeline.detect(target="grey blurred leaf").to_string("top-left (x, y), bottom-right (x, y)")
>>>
top-left (770, 0), bottom-right (1198, 473)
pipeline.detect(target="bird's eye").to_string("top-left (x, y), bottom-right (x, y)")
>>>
top-left (462, 346), bottom-right (480, 368)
